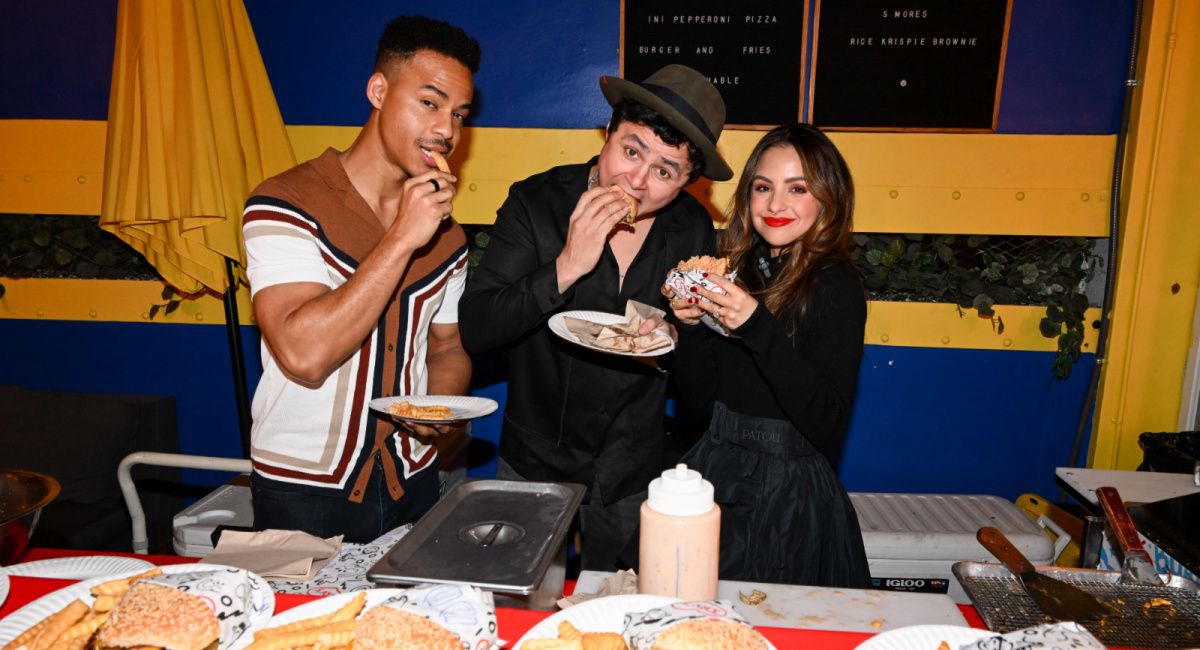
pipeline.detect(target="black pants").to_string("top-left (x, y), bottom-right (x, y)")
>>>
top-left (496, 457), bottom-right (643, 572)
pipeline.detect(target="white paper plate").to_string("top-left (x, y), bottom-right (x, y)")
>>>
top-left (0, 563), bottom-right (274, 650)
top-left (260, 588), bottom-right (402, 627)
top-left (549, 310), bottom-right (675, 357)
top-left (3, 555), bottom-right (157, 580)
top-left (515, 595), bottom-right (778, 649)
top-left (853, 624), bottom-right (998, 650)
top-left (368, 395), bottom-right (498, 424)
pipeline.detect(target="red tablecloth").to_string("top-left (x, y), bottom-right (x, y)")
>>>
top-left (2, 549), bottom-right (987, 648)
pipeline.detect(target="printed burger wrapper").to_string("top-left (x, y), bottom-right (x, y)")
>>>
top-left (622, 600), bottom-right (754, 650)
top-left (143, 569), bottom-right (268, 647)
top-left (664, 268), bottom-right (738, 337)
top-left (961, 622), bottom-right (1105, 650)
top-left (378, 584), bottom-right (498, 650)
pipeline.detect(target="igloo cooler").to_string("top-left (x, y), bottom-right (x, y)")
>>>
top-left (852, 493), bottom-right (1055, 604)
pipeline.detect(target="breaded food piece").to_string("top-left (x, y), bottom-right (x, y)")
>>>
top-left (676, 256), bottom-right (728, 275)
top-left (581, 632), bottom-right (627, 650)
top-left (609, 186), bottom-right (639, 227)
top-left (650, 619), bottom-right (768, 650)
top-left (520, 639), bottom-right (583, 650)
top-left (354, 606), bottom-right (460, 650)
top-left (430, 151), bottom-right (451, 173)
top-left (388, 401), bottom-right (453, 420)
top-left (97, 582), bottom-right (219, 650)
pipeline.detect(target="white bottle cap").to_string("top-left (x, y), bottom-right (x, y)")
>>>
top-left (647, 463), bottom-right (715, 517)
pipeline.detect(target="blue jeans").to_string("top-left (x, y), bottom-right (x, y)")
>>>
top-left (251, 455), bottom-right (438, 544)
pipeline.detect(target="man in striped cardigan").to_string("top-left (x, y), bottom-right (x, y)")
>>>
top-left (240, 16), bottom-right (480, 542)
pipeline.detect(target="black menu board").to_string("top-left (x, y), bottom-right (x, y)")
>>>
top-left (810, 0), bottom-right (1011, 131)
top-left (621, 1), bottom-right (808, 128)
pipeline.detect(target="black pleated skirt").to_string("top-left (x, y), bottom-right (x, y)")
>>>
top-left (681, 402), bottom-right (872, 588)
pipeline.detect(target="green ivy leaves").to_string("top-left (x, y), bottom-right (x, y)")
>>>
top-left (148, 285), bottom-right (184, 320)
top-left (854, 233), bottom-right (1101, 382)
top-left (0, 214), bottom-right (159, 280)
top-left (464, 228), bottom-right (490, 278)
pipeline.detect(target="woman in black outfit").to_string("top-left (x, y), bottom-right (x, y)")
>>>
top-left (665, 124), bottom-right (871, 587)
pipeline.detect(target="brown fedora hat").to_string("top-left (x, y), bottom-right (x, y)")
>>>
top-left (600, 64), bottom-right (733, 181)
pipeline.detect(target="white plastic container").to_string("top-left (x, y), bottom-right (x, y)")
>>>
top-left (172, 483), bottom-right (254, 557)
top-left (638, 463), bottom-right (721, 600)
top-left (852, 493), bottom-right (1055, 604)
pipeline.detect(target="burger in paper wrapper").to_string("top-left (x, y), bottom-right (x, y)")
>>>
top-left (358, 584), bottom-right (497, 650)
top-left (622, 600), bottom-right (767, 650)
top-left (99, 569), bottom-right (265, 650)
top-left (665, 257), bottom-right (736, 337)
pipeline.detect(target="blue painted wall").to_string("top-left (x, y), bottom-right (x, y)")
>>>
top-left (0, 318), bottom-right (1094, 501)
top-left (0, 0), bottom-right (1122, 500)
top-left (2, 0), bottom-right (1134, 134)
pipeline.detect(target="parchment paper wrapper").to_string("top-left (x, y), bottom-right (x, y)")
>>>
top-left (201, 528), bottom-right (341, 583)
top-left (665, 269), bottom-right (737, 336)
top-left (960, 622), bottom-right (1104, 650)
top-left (143, 568), bottom-right (267, 647)
top-left (557, 569), bottom-right (639, 608)
top-left (622, 599), bottom-right (755, 650)
top-left (377, 584), bottom-right (498, 650)
top-left (563, 301), bottom-right (671, 353)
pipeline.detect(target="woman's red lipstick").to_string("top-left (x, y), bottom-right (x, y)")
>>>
top-left (762, 217), bottom-right (794, 228)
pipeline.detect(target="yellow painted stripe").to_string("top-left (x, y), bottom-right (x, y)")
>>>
top-left (288, 126), bottom-right (1115, 234)
top-left (0, 120), bottom-right (108, 215)
top-left (0, 278), bottom-right (255, 326)
top-left (865, 301), bottom-right (1098, 353)
top-left (0, 278), bottom-right (1094, 353)
top-left (5, 119), bottom-right (1112, 237)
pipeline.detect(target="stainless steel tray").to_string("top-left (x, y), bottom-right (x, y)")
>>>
top-left (953, 561), bottom-right (1200, 649)
top-left (367, 478), bottom-right (584, 594)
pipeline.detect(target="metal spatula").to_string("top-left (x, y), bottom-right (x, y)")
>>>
top-left (1096, 486), bottom-right (1168, 586)
top-left (977, 526), bottom-right (1124, 621)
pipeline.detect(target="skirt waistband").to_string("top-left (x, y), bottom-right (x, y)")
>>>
top-left (707, 402), bottom-right (817, 457)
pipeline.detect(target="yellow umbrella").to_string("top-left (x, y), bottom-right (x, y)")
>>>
top-left (100, 0), bottom-right (295, 294)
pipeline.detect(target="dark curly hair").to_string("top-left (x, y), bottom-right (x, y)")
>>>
top-left (374, 15), bottom-right (482, 75)
top-left (607, 100), bottom-right (706, 185)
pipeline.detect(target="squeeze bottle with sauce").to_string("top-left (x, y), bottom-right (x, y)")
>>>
top-left (638, 463), bottom-right (720, 600)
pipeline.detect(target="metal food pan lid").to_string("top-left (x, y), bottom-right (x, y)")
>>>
top-left (367, 478), bottom-right (585, 593)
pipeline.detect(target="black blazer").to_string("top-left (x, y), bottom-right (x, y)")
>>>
top-left (459, 157), bottom-right (718, 504)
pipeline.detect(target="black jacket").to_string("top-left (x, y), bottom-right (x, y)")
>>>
top-left (459, 158), bottom-right (717, 503)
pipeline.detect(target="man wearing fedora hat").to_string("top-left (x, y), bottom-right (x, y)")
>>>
top-left (459, 64), bottom-right (732, 570)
